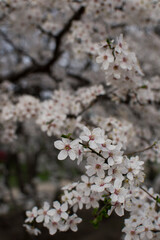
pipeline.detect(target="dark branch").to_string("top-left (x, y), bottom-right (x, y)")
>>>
top-left (68, 72), bottom-right (91, 89)
top-left (0, 6), bottom-right (85, 83)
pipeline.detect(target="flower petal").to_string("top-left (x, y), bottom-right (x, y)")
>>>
top-left (69, 150), bottom-right (76, 160)
top-left (58, 150), bottom-right (68, 160)
top-left (48, 209), bottom-right (56, 216)
top-left (61, 212), bottom-right (68, 220)
top-left (61, 202), bottom-right (68, 212)
top-left (36, 215), bottom-right (43, 223)
top-left (53, 201), bottom-right (60, 209)
top-left (54, 140), bottom-right (65, 150)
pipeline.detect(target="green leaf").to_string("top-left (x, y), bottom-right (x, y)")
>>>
top-left (61, 133), bottom-right (72, 139)
top-left (140, 85), bottom-right (148, 89)
top-left (93, 208), bottom-right (98, 215)
top-left (156, 196), bottom-right (160, 203)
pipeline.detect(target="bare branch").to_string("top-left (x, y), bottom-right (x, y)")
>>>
top-left (0, 6), bottom-right (85, 83)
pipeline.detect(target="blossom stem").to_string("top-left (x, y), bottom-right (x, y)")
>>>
top-left (79, 142), bottom-right (107, 160)
top-left (95, 203), bottom-right (109, 217)
top-left (65, 134), bottom-right (107, 160)
top-left (151, 229), bottom-right (160, 233)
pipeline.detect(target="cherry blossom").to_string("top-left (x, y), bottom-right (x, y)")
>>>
top-left (96, 49), bottom-right (114, 70)
top-left (48, 201), bottom-right (68, 222)
top-left (23, 224), bottom-right (41, 236)
top-left (36, 202), bottom-right (50, 224)
top-left (44, 219), bottom-right (67, 235)
top-left (136, 220), bottom-right (153, 239)
top-left (80, 127), bottom-right (105, 149)
top-left (54, 138), bottom-right (78, 160)
top-left (103, 143), bottom-right (123, 166)
top-left (66, 214), bottom-right (82, 232)
top-left (61, 190), bottom-right (74, 205)
top-left (72, 190), bottom-right (87, 212)
top-left (123, 156), bottom-right (144, 181)
top-left (91, 176), bottom-right (112, 193)
top-left (86, 192), bottom-right (100, 209)
top-left (86, 156), bottom-right (109, 178)
top-left (110, 180), bottom-right (128, 204)
top-left (78, 175), bottom-right (95, 196)
top-left (25, 207), bottom-right (38, 223)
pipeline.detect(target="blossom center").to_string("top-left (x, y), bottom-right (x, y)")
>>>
top-left (57, 209), bottom-right (62, 215)
top-left (96, 164), bottom-right (101, 169)
top-left (123, 57), bottom-right (127, 62)
top-left (89, 135), bottom-right (95, 140)
top-left (113, 65), bottom-right (119, 70)
top-left (52, 221), bottom-right (57, 226)
top-left (100, 183), bottom-right (104, 187)
top-left (43, 211), bottom-right (47, 215)
top-left (65, 145), bottom-right (71, 151)
top-left (109, 152), bottom-right (113, 157)
top-left (78, 149), bottom-right (82, 155)
top-left (114, 189), bottom-right (120, 195)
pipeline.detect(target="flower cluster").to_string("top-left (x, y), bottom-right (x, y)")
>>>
top-left (122, 187), bottom-right (160, 240)
top-left (92, 116), bottom-right (134, 148)
top-left (95, 35), bottom-right (143, 97)
top-left (0, 95), bottom-right (40, 143)
top-left (24, 201), bottom-right (82, 236)
top-left (0, 85), bottom-right (104, 142)
top-left (36, 85), bottom-right (104, 136)
top-left (85, 0), bottom-right (160, 27)
top-left (25, 126), bottom-right (149, 238)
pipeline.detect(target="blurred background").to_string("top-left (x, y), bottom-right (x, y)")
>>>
top-left (0, 0), bottom-right (160, 239)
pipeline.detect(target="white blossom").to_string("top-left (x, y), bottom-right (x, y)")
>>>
top-left (36, 202), bottom-right (50, 224)
top-left (86, 156), bottom-right (109, 178)
top-left (54, 138), bottom-right (79, 160)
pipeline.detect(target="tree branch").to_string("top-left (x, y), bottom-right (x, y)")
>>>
top-left (0, 6), bottom-right (85, 83)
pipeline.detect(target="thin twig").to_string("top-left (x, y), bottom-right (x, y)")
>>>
top-left (79, 142), bottom-right (106, 160)
top-left (140, 186), bottom-right (157, 201)
top-left (125, 142), bottom-right (156, 156)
